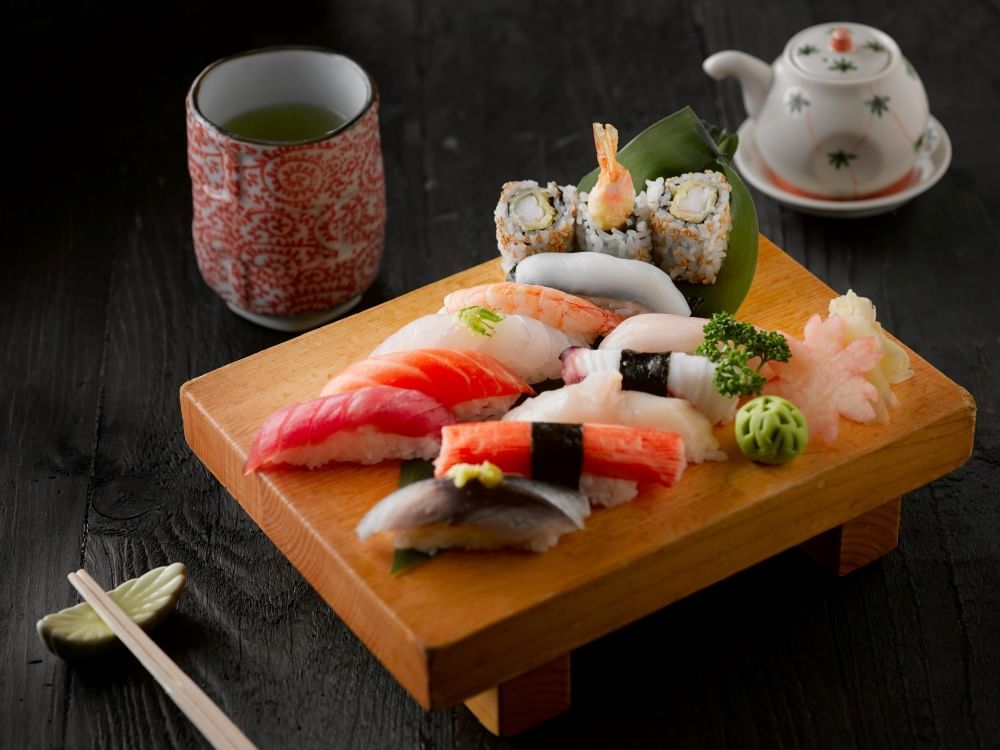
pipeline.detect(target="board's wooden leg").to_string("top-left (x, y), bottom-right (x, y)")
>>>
top-left (800, 497), bottom-right (902, 575)
top-left (463, 654), bottom-right (571, 736)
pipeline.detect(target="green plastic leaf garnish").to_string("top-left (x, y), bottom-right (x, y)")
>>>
top-left (391, 460), bottom-right (438, 574)
top-left (695, 312), bottom-right (790, 397)
top-left (37, 563), bottom-right (187, 659)
top-left (578, 106), bottom-right (759, 315)
top-left (457, 305), bottom-right (503, 336)
top-left (391, 548), bottom-right (436, 574)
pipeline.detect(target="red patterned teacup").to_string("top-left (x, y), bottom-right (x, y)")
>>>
top-left (186, 47), bottom-right (386, 331)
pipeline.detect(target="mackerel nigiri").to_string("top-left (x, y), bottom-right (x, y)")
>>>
top-left (244, 386), bottom-right (457, 472)
top-left (372, 306), bottom-right (584, 383)
top-left (357, 472), bottom-right (589, 552)
top-left (503, 371), bottom-right (726, 463)
top-left (599, 313), bottom-right (709, 353)
top-left (442, 282), bottom-right (623, 343)
top-left (434, 421), bottom-right (687, 507)
top-left (320, 348), bottom-right (534, 421)
top-left (560, 347), bottom-right (738, 424)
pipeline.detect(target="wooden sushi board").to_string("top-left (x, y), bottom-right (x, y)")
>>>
top-left (180, 236), bottom-right (976, 735)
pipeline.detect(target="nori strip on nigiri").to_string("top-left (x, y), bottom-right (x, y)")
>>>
top-left (619, 350), bottom-right (671, 395)
top-left (531, 422), bottom-right (583, 488)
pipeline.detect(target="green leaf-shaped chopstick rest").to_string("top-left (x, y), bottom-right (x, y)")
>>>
top-left (37, 562), bottom-right (188, 659)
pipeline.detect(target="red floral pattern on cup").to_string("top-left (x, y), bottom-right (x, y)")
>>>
top-left (186, 96), bottom-right (386, 317)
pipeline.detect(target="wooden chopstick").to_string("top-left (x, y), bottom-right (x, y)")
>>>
top-left (68, 569), bottom-right (257, 750)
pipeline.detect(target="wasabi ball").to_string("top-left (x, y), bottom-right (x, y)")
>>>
top-left (735, 396), bottom-right (808, 464)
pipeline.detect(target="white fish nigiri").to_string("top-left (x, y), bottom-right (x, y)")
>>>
top-left (560, 348), bottom-right (738, 424)
top-left (372, 306), bottom-right (584, 383)
top-left (513, 251), bottom-right (691, 316)
top-left (503, 371), bottom-right (726, 463)
top-left (356, 475), bottom-right (590, 552)
top-left (600, 313), bottom-right (709, 353)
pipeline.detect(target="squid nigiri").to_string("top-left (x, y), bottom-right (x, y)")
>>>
top-left (320, 348), bottom-right (533, 421)
top-left (511, 251), bottom-right (691, 317)
top-left (502, 371), bottom-right (726, 463)
top-left (560, 348), bottom-right (738, 424)
top-left (599, 313), bottom-right (710, 353)
top-left (442, 282), bottom-right (622, 343)
top-left (371, 306), bottom-right (584, 383)
top-left (356, 469), bottom-right (589, 552)
top-left (434, 421), bottom-right (686, 507)
top-left (244, 386), bottom-right (457, 472)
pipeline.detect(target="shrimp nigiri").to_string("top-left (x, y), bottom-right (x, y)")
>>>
top-left (588, 123), bottom-right (634, 231)
top-left (320, 348), bottom-right (534, 421)
top-left (442, 282), bottom-right (622, 343)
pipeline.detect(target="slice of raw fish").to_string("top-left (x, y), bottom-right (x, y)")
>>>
top-left (320, 348), bottom-right (534, 421)
top-left (599, 313), bottom-right (709, 353)
top-left (244, 386), bottom-right (457, 472)
top-left (513, 251), bottom-right (691, 316)
top-left (356, 476), bottom-right (590, 552)
top-left (560, 348), bottom-right (738, 424)
top-left (503, 371), bottom-right (726, 463)
top-left (371, 310), bottom-right (585, 383)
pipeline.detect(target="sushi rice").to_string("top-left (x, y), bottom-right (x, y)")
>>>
top-left (495, 180), bottom-right (578, 274)
top-left (646, 171), bottom-right (732, 285)
top-left (576, 188), bottom-right (653, 262)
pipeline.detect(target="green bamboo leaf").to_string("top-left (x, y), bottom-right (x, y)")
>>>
top-left (37, 563), bottom-right (187, 659)
top-left (578, 107), bottom-right (759, 315)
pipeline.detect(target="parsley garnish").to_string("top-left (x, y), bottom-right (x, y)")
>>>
top-left (695, 312), bottom-right (791, 397)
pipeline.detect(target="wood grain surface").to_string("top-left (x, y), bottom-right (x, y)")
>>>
top-left (4, 0), bottom-right (998, 748)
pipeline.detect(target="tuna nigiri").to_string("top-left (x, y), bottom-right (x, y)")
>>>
top-left (434, 421), bottom-right (687, 507)
top-left (356, 470), bottom-right (590, 552)
top-left (599, 313), bottom-right (709, 353)
top-left (371, 306), bottom-right (584, 383)
top-left (320, 348), bottom-right (534, 421)
top-left (560, 347), bottom-right (738, 424)
top-left (244, 386), bottom-right (457, 472)
top-left (503, 371), bottom-right (726, 463)
top-left (442, 282), bottom-right (623, 343)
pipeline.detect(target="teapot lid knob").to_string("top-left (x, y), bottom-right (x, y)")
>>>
top-left (830, 27), bottom-right (853, 52)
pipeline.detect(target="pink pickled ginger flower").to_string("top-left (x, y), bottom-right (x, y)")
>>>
top-left (764, 314), bottom-right (880, 444)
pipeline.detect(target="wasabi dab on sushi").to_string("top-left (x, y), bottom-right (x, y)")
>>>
top-left (735, 396), bottom-right (808, 464)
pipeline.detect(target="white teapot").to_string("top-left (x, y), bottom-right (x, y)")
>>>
top-left (704, 22), bottom-right (929, 199)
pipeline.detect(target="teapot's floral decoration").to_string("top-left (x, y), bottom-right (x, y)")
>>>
top-left (785, 89), bottom-right (811, 115)
top-left (865, 95), bottom-right (891, 117)
top-left (863, 40), bottom-right (888, 53)
top-left (829, 58), bottom-right (857, 73)
top-left (796, 44), bottom-right (818, 56)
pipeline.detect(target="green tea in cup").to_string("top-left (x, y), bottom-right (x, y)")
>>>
top-left (222, 103), bottom-right (345, 142)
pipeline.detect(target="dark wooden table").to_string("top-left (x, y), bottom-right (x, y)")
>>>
top-left (5, 1), bottom-right (997, 747)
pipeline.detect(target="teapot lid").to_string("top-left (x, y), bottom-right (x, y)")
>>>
top-left (786, 22), bottom-right (898, 82)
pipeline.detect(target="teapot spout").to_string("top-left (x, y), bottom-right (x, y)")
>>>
top-left (703, 51), bottom-right (773, 120)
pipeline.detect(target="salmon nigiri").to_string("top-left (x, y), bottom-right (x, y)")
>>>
top-left (320, 348), bottom-right (534, 421)
top-left (442, 282), bottom-right (623, 342)
top-left (244, 386), bottom-right (457, 473)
